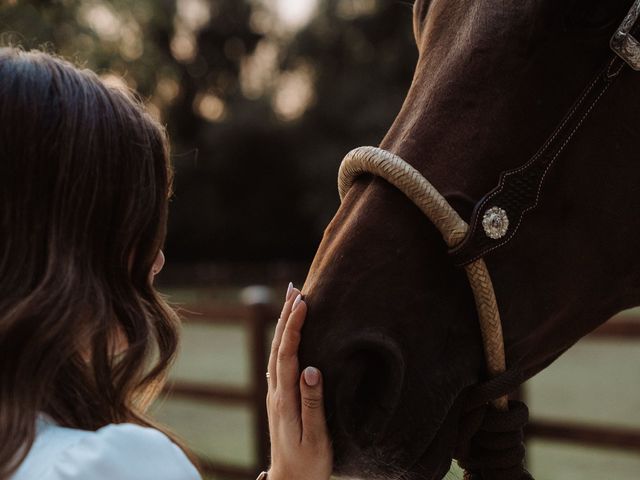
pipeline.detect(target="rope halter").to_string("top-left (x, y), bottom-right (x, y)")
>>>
top-left (338, 146), bottom-right (534, 479)
top-left (338, 146), bottom-right (508, 410)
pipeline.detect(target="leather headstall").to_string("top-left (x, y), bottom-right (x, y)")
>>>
top-left (450, 0), bottom-right (640, 266)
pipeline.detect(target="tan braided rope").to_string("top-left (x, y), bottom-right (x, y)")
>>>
top-left (338, 146), bottom-right (508, 411)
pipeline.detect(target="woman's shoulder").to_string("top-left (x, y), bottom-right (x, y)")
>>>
top-left (13, 416), bottom-right (201, 480)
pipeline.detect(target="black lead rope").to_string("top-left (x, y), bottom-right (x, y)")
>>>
top-left (454, 369), bottom-right (533, 480)
top-left (458, 401), bottom-right (532, 480)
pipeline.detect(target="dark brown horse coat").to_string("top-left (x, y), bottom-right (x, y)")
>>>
top-left (299, 1), bottom-right (640, 479)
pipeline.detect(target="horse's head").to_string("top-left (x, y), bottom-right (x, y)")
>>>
top-left (299, 0), bottom-right (640, 478)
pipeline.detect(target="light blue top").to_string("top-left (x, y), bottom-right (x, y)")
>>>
top-left (12, 415), bottom-right (201, 480)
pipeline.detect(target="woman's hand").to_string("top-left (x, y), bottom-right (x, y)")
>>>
top-left (266, 283), bottom-right (333, 480)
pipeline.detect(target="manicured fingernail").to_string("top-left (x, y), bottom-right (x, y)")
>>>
top-left (303, 367), bottom-right (320, 387)
top-left (286, 282), bottom-right (293, 301)
top-left (292, 293), bottom-right (302, 311)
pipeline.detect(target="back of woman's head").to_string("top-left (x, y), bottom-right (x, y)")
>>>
top-left (0, 47), bottom-right (180, 476)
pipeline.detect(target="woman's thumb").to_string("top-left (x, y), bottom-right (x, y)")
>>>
top-left (300, 366), bottom-right (329, 444)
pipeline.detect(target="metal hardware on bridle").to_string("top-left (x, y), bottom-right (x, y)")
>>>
top-left (611, 0), bottom-right (640, 71)
top-left (336, 3), bottom-right (640, 479)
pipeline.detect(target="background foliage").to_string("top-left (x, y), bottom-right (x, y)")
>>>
top-left (0, 0), bottom-right (417, 263)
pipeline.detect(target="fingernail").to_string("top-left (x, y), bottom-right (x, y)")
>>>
top-left (286, 282), bottom-right (293, 301)
top-left (303, 367), bottom-right (320, 387)
top-left (292, 293), bottom-right (302, 311)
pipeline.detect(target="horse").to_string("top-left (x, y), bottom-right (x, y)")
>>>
top-left (298, 0), bottom-right (640, 479)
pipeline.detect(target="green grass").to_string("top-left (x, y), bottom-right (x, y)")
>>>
top-left (151, 396), bottom-right (255, 468)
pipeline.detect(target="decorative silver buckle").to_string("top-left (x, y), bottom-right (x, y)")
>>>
top-left (611, 0), bottom-right (640, 70)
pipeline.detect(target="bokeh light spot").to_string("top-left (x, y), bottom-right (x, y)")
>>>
top-left (194, 93), bottom-right (227, 123)
top-left (274, 0), bottom-right (318, 30)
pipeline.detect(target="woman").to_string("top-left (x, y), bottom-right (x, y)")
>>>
top-left (0, 47), bottom-right (332, 480)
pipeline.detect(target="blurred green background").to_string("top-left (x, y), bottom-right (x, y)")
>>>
top-left (1, 1), bottom-right (639, 479)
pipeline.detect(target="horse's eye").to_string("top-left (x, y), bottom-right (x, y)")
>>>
top-left (563, 0), bottom-right (621, 31)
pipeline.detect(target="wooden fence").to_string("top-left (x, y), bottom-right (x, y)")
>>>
top-left (522, 314), bottom-right (640, 452)
top-left (163, 301), bottom-right (278, 479)
top-left (162, 301), bottom-right (640, 479)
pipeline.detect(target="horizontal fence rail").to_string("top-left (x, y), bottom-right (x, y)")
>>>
top-left (593, 317), bottom-right (640, 338)
top-left (526, 420), bottom-right (640, 453)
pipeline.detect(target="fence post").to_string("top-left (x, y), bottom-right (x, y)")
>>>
top-left (242, 286), bottom-right (276, 476)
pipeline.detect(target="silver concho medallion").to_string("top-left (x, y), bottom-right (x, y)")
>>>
top-left (610, 0), bottom-right (640, 70)
top-left (482, 207), bottom-right (509, 240)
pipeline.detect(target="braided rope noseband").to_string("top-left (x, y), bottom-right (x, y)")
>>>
top-left (338, 146), bottom-right (508, 411)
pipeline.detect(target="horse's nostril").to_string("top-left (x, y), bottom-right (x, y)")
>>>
top-left (333, 334), bottom-right (405, 445)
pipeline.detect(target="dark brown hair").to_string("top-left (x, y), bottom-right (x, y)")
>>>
top-left (0, 47), bottom-right (188, 477)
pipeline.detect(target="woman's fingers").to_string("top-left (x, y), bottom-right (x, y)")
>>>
top-left (275, 295), bottom-right (306, 416)
top-left (268, 283), bottom-right (299, 389)
top-left (300, 367), bottom-right (330, 447)
top-left (266, 291), bottom-right (334, 480)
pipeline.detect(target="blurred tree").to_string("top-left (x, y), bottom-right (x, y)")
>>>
top-left (282, 0), bottom-right (417, 233)
top-left (0, 0), bottom-right (416, 263)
